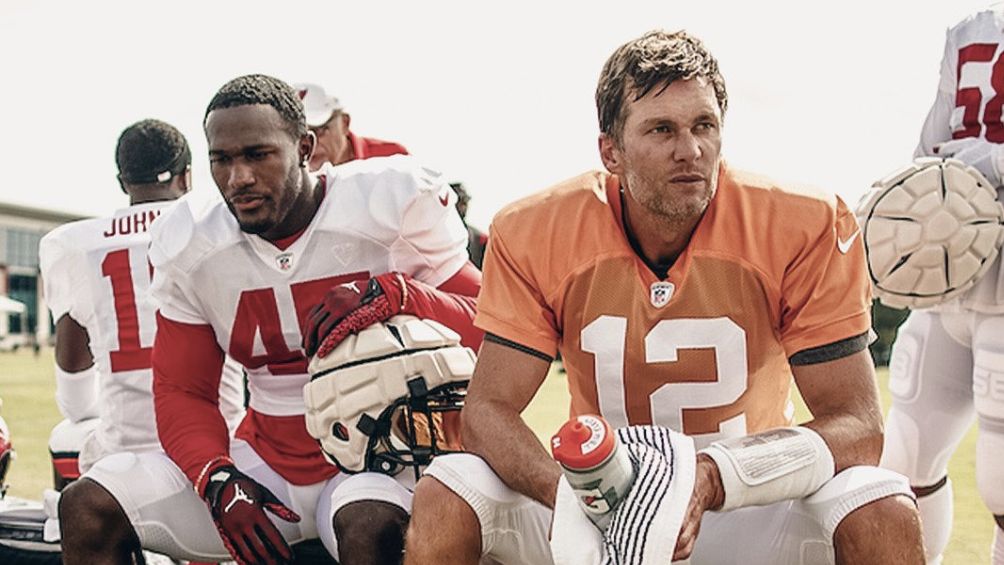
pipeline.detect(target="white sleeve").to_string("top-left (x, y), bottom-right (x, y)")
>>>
top-left (39, 228), bottom-right (90, 324)
top-left (54, 365), bottom-right (100, 423)
top-left (392, 171), bottom-right (470, 287)
top-left (915, 28), bottom-right (957, 158)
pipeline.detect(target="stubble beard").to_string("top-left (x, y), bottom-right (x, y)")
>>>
top-left (232, 164), bottom-right (304, 236)
top-left (628, 170), bottom-right (717, 226)
top-left (230, 202), bottom-right (270, 235)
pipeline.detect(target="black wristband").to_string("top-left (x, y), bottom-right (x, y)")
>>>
top-left (202, 465), bottom-right (240, 507)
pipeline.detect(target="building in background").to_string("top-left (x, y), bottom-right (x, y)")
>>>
top-left (0, 202), bottom-right (86, 348)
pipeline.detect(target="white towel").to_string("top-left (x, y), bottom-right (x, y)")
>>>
top-left (550, 425), bottom-right (696, 565)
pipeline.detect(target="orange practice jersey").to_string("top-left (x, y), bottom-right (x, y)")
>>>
top-left (476, 163), bottom-right (871, 448)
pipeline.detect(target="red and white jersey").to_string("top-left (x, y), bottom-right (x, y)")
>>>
top-left (149, 155), bottom-right (469, 484)
top-left (39, 201), bottom-right (245, 458)
top-left (916, 9), bottom-right (1004, 312)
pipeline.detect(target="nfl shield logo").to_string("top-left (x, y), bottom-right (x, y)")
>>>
top-left (650, 281), bottom-right (675, 308)
top-left (276, 252), bottom-right (293, 271)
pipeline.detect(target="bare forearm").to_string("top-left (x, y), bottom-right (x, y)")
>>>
top-left (462, 398), bottom-right (561, 508)
top-left (54, 315), bottom-right (94, 372)
top-left (794, 349), bottom-right (886, 472)
top-left (802, 408), bottom-right (883, 472)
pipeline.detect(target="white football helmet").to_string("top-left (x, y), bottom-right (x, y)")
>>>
top-left (303, 316), bottom-right (474, 478)
top-left (856, 157), bottom-right (1004, 309)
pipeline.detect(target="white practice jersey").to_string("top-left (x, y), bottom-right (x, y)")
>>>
top-left (39, 200), bottom-right (245, 458)
top-left (148, 155), bottom-right (469, 418)
top-left (916, 9), bottom-right (1004, 313)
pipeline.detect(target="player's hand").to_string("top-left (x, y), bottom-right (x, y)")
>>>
top-left (934, 138), bottom-right (1003, 183)
top-left (934, 137), bottom-right (980, 159)
top-left (303, 272), bottom-right (414, 358)
top-left (552, 426), bottom-right (695, 565)
top-left (672, 452), bottom-right (725, 561)
top-left (202, 465), bottom-right (301, 565)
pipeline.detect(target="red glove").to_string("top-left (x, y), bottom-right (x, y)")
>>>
top-left (201, 464), bottom-right (301, 565)
top-left (303, 272), bottom-right (413, 359)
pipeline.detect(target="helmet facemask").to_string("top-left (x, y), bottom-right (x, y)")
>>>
top-left (305, 316), bottom-right (475, 479)
top-left (362, 376), bottom-right (466, 480)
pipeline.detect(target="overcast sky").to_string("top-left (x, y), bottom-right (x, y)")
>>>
top-left (0, 0), bottom-right (995, 229)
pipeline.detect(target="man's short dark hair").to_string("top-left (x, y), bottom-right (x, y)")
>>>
top-left (116, 119), bottom-right (191, 185)
top-left (596, 29), bottom-right (728, 144)
top-left (204, 74), bottom-right (308, 139)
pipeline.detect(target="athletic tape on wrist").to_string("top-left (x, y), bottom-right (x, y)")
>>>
top-left (54, 364), bottom-right (100, 422)
top-left (700, 427), bottom-right (834, 511)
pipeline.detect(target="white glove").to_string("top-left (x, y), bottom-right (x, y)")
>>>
top-left (549, 425), bottom-right (696, 565)
top-left (934, 138), bottom-right (1004, 186)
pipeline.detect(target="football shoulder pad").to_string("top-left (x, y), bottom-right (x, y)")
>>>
top-left (331, 154), bottom-right (444, 199)
top-left (319, 155), bottom-right (452, 234)
top-left (148, 198), bottom-right (196, 271)
top-left (856, 157), bottom-right (1004, 309)
top-left (38, 217), bottom-right (97, 276)
top-left (38, 219), bottom-right (97, 322)
top-left (148, 197), bottom-right (239, 274)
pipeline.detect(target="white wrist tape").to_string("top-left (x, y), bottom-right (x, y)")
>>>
top-left (54, 365), bottom-right (100, 423)
top-left (700, 427), bottom-right (834, 511)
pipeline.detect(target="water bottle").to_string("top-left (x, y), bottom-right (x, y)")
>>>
top-left (551, 414), bottom-right (635, 530)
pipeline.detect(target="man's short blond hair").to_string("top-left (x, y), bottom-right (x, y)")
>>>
top-left (596, 29), bottom-right (728, 144)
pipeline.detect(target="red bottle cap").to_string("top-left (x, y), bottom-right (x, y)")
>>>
top-left (551, 414), bottom-right (615, 470)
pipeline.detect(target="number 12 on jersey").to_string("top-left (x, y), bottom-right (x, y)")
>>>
top-left (581, 316), bottom-right (749, 446)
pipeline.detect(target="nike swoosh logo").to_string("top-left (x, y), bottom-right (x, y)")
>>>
top-left (438, 193), bottom-right (450, 207)
top-left (837, 230), bottom-right (860, 254)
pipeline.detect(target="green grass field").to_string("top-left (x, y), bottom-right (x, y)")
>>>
top-left (0, 348), bottom-right (994, 562)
